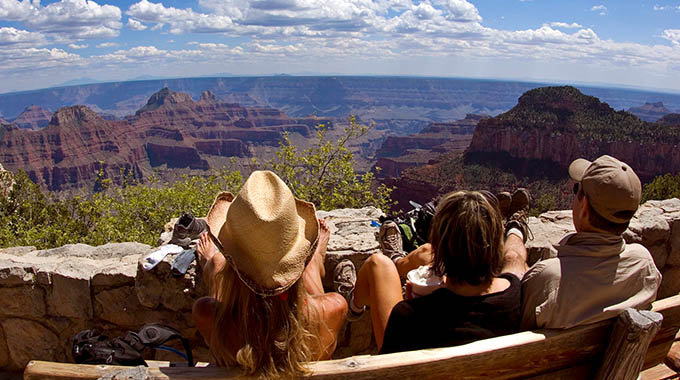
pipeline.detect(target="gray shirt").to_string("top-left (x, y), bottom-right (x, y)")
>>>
top-left (521, 231), bottom-right (662, 330)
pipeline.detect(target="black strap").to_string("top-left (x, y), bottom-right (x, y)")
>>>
top-left (138, 324), bottom-right (194, 367)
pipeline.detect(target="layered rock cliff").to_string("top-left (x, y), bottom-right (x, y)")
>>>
top-left (0, 106), bottom-right (146, 190)
top-left (467, 86), bottom-right (680, 181)
top-left (12, 105), bottom-right (51, 130)
top-left (0, 89), bottom-right (327, 192)
top-left (375, 114), bottom-right (483, 178)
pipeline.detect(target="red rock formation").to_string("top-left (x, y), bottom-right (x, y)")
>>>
top-left (374, 115), bottom-right (482, 178)
top-left (466, 87), bottom-right (680, 181)
top-left (0, 106), bottom-right (147, 190)
top-left (12, 105), bottom-right (52, 130)
top-left (1, 88), bottom-right (326, 191)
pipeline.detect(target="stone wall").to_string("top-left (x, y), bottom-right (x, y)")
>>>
top-left (2, 201), bottom-right (680, 371)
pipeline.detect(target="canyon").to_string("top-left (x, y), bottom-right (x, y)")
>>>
top-left (0, 88), bottom-right (328, 192)
top-left (385, 86), bottom-right (680, 211)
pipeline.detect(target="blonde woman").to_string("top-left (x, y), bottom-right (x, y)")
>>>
top-left (192, 171), bottom-right (347, 378)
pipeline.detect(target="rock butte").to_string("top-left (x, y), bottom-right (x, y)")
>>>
top-left (1, 201), bottom-right (679, 371)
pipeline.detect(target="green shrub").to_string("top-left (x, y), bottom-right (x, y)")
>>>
top-left (0, 118), bottom-right (392, 249)
top-left (268, 116), bottom-right (393, 211)
top-left (642, 173), bottom-right (680, 202)
top-left (0, 169), bottom-right (243, 249)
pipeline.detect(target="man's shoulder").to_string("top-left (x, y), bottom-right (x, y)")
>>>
top-left (523, 257), bottom-right (562, 283)
top-left (623, 241), bottom-right (653, 257)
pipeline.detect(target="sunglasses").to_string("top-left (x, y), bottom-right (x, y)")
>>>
top-left (573, 182), bottom-right (580, 195)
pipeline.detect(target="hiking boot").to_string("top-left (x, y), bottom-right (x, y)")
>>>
top-left (506, 210), bottom-right (533, 243)
top-left (333, 260), bottom-right (364, 321)
top-left (169, 212), bottom-right (207, 248)
top-left (509, 188), bottom-right (531, 216)
top-left (496, 191), bottom-right (512, 218)
top-left (377, 221), bottom-right (406, 264)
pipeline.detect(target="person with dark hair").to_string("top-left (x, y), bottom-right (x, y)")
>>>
top-left (333, 190), bottom-right (531, 353)
top-left (521, 155), bottom-right (662, 330)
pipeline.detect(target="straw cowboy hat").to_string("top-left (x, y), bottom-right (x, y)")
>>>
top-left (206, 170), bottom-right (319, 296)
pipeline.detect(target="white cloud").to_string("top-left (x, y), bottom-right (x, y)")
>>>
top-left (436, 0), bottom-right (482, 22)
top-left (0, 0), bottom-right (122, 41)
top-left (68, 43), bottom-right (88, 49)
top-left (0, 0), bottom-right (35, 20)
top-left (127, 18), bottom-right (148, 31)
top-left (0, 27), bottom-right (46, 47)
top-left (662, 29), bottom-right (680, 46)
top-left (652, 4), bottom-right (679, 11)
top-left (1, 0), bottom-right (680, 92)
top-left (590, 5), bottom-right (607, 15)
top-left (126, 0), bottom-right (236, 34)
top-left (549, 22), bottom-right (583, 29)
top-left (0, 46), bottom-right (83, 74)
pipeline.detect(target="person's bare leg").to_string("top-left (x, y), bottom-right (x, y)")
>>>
top-left (196, 232), bottom-right (226, 297)
top-left (353, 254), bottom-right (403, 349)
top-left (192, 296), bottom-right (217, 345)
top-left (303, 218), bottom-right (330, 296)
top-left (394, 243), bottom-right (433, 278)
top-left (501, 234), bottom-right (529, 278)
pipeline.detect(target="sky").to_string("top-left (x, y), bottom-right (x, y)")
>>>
top-left (0, 0), bottom-right (679, 94)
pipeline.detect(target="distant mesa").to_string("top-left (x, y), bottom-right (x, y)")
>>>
top-left (628, 101), bottom-right (671, 122)
top-left (13, 105), bottom-right (52, 130)
top-left (135, 87), bottom-right (194, 115)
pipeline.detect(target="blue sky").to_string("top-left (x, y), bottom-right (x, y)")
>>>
top-left (1, 0), bottom-right (679, 93)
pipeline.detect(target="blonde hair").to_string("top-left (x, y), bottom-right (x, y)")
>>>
top-left (209, 264), bottom-right (316, 379)
top-left (430, 191), bottom-right (505, 285)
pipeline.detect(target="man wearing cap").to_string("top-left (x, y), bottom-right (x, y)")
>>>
top-left (521, 155), bottom-right (662, 330)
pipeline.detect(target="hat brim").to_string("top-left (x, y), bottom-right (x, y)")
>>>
top-left (205, 191), bottom-right (319, 296)
top-left (569, 158), bottom-right (591, 182)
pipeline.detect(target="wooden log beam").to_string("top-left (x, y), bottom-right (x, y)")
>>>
top-left (594, 309), bottom-right (663, 380)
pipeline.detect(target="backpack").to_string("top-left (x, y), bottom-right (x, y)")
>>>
top-left (380, 198), bottom-right (438, 252)
top-left (73, 324), bottom-right (194, 367)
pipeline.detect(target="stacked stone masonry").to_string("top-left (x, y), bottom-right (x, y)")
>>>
top-left (1, 201), bottom-right (680, 371)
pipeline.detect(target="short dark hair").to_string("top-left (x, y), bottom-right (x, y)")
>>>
top-left (577, 189), bottom-right (630, 235)
top-left (430, 191), bottom-right (505, 286)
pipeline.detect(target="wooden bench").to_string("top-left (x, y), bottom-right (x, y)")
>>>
top-left (24, 294), bottom-right (680, 380)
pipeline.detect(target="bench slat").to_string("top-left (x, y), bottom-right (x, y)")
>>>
top-left (644, 294), bottom-right (680, 370)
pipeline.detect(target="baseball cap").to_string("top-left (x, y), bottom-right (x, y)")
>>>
top-left (568, 155), bottom-right (641, 224)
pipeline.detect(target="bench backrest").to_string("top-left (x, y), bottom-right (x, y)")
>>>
top-left (24, 294), bottom-right (680, 380)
